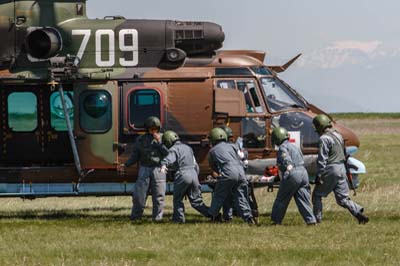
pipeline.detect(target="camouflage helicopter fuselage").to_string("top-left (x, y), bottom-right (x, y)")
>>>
top-left (0, 0), bottom-right (364, 197)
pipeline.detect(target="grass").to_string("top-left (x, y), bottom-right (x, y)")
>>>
top-left (1, 114), bottom-right (400, 265)
top-left (332, 112), bottom-right (400, 120)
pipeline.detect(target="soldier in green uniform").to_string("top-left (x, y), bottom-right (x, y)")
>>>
top-left (122, 116), bottom-right (168, 221)
top-left (312, 114), bottom-right (369, 224)
top-left (160, 130), bottom-right (209, 223)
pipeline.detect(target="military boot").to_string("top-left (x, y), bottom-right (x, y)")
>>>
top-left (246, 217), bottom-right (260, 226)
top-left (210, 213), bottom-right (222, 223)
top-left (356, 212), bottom-right (369, 224)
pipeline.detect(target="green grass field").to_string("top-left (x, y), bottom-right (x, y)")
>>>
top-left (1, 114), bottom-right (400, 265)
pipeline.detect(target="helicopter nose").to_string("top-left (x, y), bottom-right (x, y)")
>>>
top-left (334, 122), bottom-right (360, 148)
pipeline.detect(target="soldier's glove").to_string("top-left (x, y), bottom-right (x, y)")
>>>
top-left (160, 165), bottom-right (168, 174)
top-left (315, 174), bottom-right (323, 185)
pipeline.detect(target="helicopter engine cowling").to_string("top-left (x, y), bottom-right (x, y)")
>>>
top-left (25, 27), bottom-right (63, 60)
top-left (171, 21), bottom-right (225, 57)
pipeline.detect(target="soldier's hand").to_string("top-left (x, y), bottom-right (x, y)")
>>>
top-left (160, 165), bottom-right (168, 174)
top-left (153, 132), bottom-right (161, 142)
top-left (212, 171), bottom-right (220, 178)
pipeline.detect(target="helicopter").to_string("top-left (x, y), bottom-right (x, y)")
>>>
top-left (0, 0), bottom-right (365, 200)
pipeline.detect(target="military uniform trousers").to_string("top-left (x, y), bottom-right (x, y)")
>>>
top-left (312, 164), bottom-right (363, 222)
top-left (222, 179), bottom-right (257, 221)
top-left (131, 165), bottom-right (166, 221)
top-left (209, 175), bottom-right (253, 221)
top-left (172, 167), bottom-right (209, 223)
top-left (271, 166), bottom-right (316, 224)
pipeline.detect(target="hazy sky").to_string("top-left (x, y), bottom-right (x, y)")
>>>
top-left (86, 0), bottom-right (400, 112)
top-left (87, 0), bottom-right (400, 57)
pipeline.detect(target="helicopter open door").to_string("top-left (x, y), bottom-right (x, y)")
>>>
top-left (74, 81), bottom-right (119, 169)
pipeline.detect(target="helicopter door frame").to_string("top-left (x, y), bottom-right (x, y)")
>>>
top-left (74, 81), bottom-right (119, 169)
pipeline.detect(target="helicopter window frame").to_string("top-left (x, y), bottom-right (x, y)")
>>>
top-left (260, 76), bottom-right (307, 113)
top-left (49, 91), bottom-right (74, 132)
top-left (215, 78), bottom-right (265, 114)
top-left (126, 87), bottom-right (163, 131)
top-left (241, 116), bottom-right (267, 149)
top-left (7, 91), bottom-right (38, 133)
top-left (79, 90), bottom-right (112, 134)
top-left (215, 68), bottom-right (252, 76)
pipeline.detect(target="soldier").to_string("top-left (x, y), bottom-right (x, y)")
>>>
top-left (312, 114), bottom-right (369, 224)
top-left (160, 130), bottom-right (210, 223)
top-left (270, 127), bottom-right (316, 225)
top-left (207, 127), bottom-right (255, 224)
top-left (121, 116), bottom-right (168, 221)
top-left (219, 125), bottom-right (251, 222)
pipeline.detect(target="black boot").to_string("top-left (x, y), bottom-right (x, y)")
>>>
top-left (210, 213), bottom-right (222, 223)
top-left (356, 212), bottom-right (369, 224)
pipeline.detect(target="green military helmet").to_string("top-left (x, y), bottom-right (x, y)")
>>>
top-left (219, 125), bottom-right (233, 138)
top-left (271, 127), bottom-right (289, 146)
top-left (144, 116), bottom-right (161, 129)
top-left (209, 127), bottom-right (227, 145)
top-left (162, 130), bottom-right (180, 148)
top-left (313, 114), bottom-right (332, 134)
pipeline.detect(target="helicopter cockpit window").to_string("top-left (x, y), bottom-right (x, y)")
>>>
top-left (216, 68), bottom-right (252, 76)
top-left (271, 112), bottom-right (319, 148)
top-left (129, 89), bottom-right (161, 128)
top-left (216, 79), bottom-right (264, 113)
top-left (250, 66), bottom-right (272, 75)
top-left (7, 92), bottom-right (38, 132)
top-left (50, 91), bottom-right (74, 131)
top-left (242, 117), bottom-right (266, 148)
top-left (261, 77), bottom-right (306, 112)
top-left (79, 90), bottom-right (112, 133)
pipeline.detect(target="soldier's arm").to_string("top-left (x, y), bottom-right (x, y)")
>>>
top-left (277, 145), bottom-right (293, 173)
top-left (316, 137), bottom-right (330, 176)
top-left (159, 143), bottom-right (170, 157)
top-left (160, 149), bottom-right (177, 168)
top-left (208, 152), bottom-right (218, 174)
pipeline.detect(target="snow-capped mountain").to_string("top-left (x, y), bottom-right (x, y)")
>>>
top-left (278, 41), bottom-right (399, 112)
top-left (296, 41), bottom-right (400, 69)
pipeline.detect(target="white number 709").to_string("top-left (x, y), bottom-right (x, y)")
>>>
top-left (72, 29), bottom-right (139, 67)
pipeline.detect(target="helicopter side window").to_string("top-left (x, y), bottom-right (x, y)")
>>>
top-left (50, 91), bottom-right (74, 131)
top-left (79, 90), bottom-right (112, 133)
top-left (216, 79), bottom-right (264, 113)
top-left (271, 112), bottom-right (319, 148)
top-left (7, 92), bottom-right (38, 132)
top-left (216, 80), bottom-right (235, 89)
top-left (237, 80), bottom-right (264, 113)
top-left (242, 117), bottom-right (266, 148)
top-left (129, 89), bottom-right (161, 129)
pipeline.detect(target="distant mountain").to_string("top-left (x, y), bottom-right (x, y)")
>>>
top-left (296, 41), bottom-right (400, 69)
top-left (276, 41), bottom-right (400, 113)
